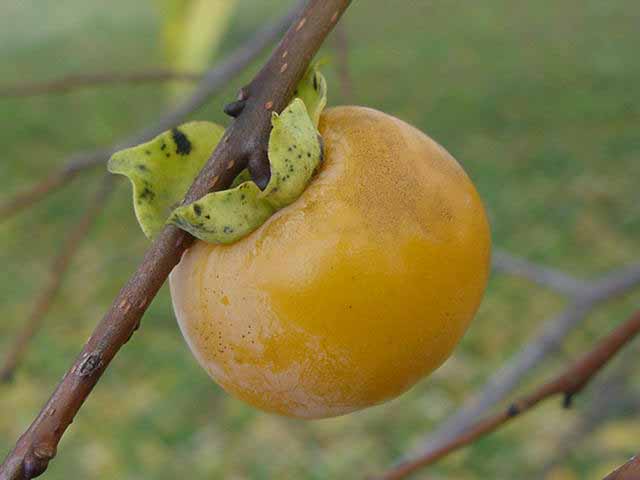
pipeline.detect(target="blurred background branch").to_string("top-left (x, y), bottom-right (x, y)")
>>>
top-left (0, 70), bottom-right (202, 98)
top-left (0, 175), bottom-right (115, 383)
top-left (492, 250), bottom-right (586, 295)
top-left (332, 21), bottom-right (354, 103)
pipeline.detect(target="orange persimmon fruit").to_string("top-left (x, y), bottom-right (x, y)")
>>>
top-left (169, 106), bottom-right (491, 419)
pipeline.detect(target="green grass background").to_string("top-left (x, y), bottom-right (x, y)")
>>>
top-left (1, 1), bottom-right (639, 478)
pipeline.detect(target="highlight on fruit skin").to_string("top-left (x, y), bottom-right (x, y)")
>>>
top-left (170, 105), bottom-right (492, 419)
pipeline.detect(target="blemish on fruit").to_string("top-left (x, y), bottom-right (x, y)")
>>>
top-left (193, 204), bottom-right (202, 216)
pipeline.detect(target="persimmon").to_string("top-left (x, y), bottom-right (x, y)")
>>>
top-left (169, 106), bottom-right (491, 419)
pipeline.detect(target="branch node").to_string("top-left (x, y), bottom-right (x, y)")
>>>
top-left (223, 99), bottom-right (246, 118)
top-left (77, 352), bottom-right (102, 377)
top-left (562, 392), bottom-right (574, 409)
top-left (33, 444), bottom-right (56, 461)
top-left (125, 319), bottom-right (142, 344)
top-left (0, 369), bottom-right (15, 384)
top-left (24, 443), bottom-right (55, 479)
top-left (506, 403), bottom-right (521, 418)
top-left (237, 86), bottom-right (249, 101)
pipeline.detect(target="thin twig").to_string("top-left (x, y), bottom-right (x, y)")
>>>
top-left (0, 1), bottom-right (351, 478)
top-left (492, 250), bottom-right (586, 296)
top-left (0, 6), bottom-right (299, 222)
top-left (401, 263), bottom-right (640, 470)
top-left (0, 175), bottom-right (116, 383)
top-left (333, 21), bottom-right (354, 102)
top-left (373, 309), bottom-right (640, 480)
top-left (536, 344), bottom-right (639, 479)
top-left (0, 150), bottom-right (111, 220)
top-left (0, 70), bottom-right (201, 98)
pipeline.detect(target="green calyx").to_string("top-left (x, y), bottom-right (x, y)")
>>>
top-left (108, 122), bottom-right (225, 239)
top-left (108, 64), bottom-right (327, 244)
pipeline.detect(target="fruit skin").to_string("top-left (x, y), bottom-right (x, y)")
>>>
top-left (170, 106), bottom-right (491, 419)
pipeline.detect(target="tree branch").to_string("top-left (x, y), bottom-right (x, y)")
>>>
top-left (0, 175), bottom-right (116, 383)
top-left (0, 1), bottom-right (351, 479)
top-left (492, 250), bottom-right (586, 296)
top-left (373, 308), bottom-right (640, 480)
top-left (0, 5), bottom-right (300, 222)
top-left (0, 70), bottom-right (201, 98)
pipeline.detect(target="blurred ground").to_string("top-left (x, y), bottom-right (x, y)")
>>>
top-left (1, 1), bottom-right (639, 479)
